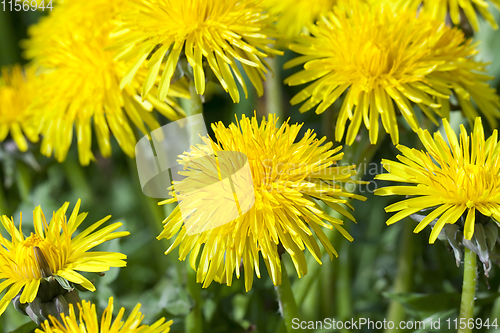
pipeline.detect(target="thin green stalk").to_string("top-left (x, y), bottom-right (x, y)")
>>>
top-left (265, 57), bottom-right (284, 121)
top-left (320, 239), bottom-right (336, 319)
top-left (275, 261), bottom-right (300, 333)
top-left (458, 248), bottom-right (477, 333)
top-left (186, 267), bottom-right (203, 333)
top-left (185, 79), bottom-right (204, 333)
top-left (0, 10), bottom-right (21, 66)
top-left (16, 162), bottom-right (32, 203)
top-left (385, 222), bottom-right (414, 333)
top-left (126, 157), bottom-right (168, 268)
top-left (293, 258), bottom-right (322, 305)
top-left (0, 179), bottom-right (9, 215)
top-left (188, 83), bottom-right (203, 116)
top-left (337, 240), bottom-right (351, 333)
top-left (61, 157), bottom-right (93, 204)
top-left (490, 283), bottom-right (500, 326)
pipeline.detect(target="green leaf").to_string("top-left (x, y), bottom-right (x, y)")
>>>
top-left (383, 292), bottom-right (500, 319)
top-left (8, 321), bottom-right (39, 333)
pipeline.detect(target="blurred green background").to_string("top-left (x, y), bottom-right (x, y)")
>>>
top-left (2, 7), bottom-right (500, 333)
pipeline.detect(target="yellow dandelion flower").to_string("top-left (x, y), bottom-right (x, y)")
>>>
top-left (24, 0), bottom-right (187, 166)
top-left (0, 200), bottom-right (129, 316)
top-left (284, 2), bottom-right (500, 146)
top-left (158, 114), bottom-right (366, 291)
top-left (265, 0), bottom-right (336, 39)
top-left (375, 117), bottom-right (500, 243)
top-left (0, 65), bottom-right (39, 151)
top-left (389, 0), bottom-right (500, 31)
top-left (112, 0), bottom-right (282, 104)
top-left (37, 297), bottom-right (173, 333)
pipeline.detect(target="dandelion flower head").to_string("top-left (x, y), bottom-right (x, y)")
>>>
top-left (36, 297), bottom-right (172, 333)
top-left (0, 200), bottom-right (129, 315)
top-left (113, 0), bottom-right (282, 104)
top-left (285, 2), bottom-right (500, 146)
top-left (375, 118), bottom-right (500, 243)
top-left (0, 65), bottom-right (39, 151)
top-left (158, 114), bottom-right (366, 291)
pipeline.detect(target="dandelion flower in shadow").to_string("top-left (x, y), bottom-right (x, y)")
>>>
top-left (375, 118), bottom-right (500, 244)
top-left (112, 0), bottom-right (282, 104)
top-left (285, 2), bottom-right (500, 146)
top-left (158, 114), bottom-right (366, 291)
top-left (0, 65), bottom-right (39, 151)
top-left (0, 200), bottom-right (129, 316)
top-left (389, 0), bottom-right (500, 31)
top-left (23, 0), bottom-right (187, 165)
top-left (36, 297), bottom-right (172, 333)
top-left (264, 0), bottom-right (336, 39)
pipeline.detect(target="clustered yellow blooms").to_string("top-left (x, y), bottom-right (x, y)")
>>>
top-left (0, 0), bottom-right (499, 320)
top-left (37, 298), bottom-right (172, 333)
top-left (112, 0), bottom-right (282, 103)
top-left (0, 200), bottom-right (129, 315)
top-left (285, 1), bottom-right (500, 146)
top-left (376, 118), bottom-right (500, 243)
top-left (158, 114), bottom-right (365, 291)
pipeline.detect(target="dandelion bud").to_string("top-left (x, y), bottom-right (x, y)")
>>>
top-left (34, 246), bottom-right (52, 278)
top-left (12, 277), bottom-right (81, 326)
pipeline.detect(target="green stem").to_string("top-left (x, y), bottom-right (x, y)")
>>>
top-left (385, 222), bottom-right (414, 333)
top-left (265, 57), bottom-right (284, 121)
top-left (336, 240), bottom-right (351, 333)
top-left (275, 261), bottom-right (300, 333)
top-left (188, 83), bottom-right (203, 116)
top-left (184, 78), bottom-right (204, 333)
top-left (61, 157), bottom-right (93, 204)
top-left (126, 157), bottom-right (168, 267)
top-left (0, 179), bottom-right (9, 215)
top-left (458, 248), bottom-right (477, 333)
top-left (490, 283), bottom-right (500, 326)
top-left (15, 162), bottom-right (32, 203)
top-left (0, 10), bottom-right (21, 66)
top-left (186, 267), bottom-right (203, 333)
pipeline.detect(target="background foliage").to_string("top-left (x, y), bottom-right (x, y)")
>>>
top-left (2, 7), bottom-right (500, 333)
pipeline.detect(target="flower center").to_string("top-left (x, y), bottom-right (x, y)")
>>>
top-left (15, 233), bottom-right (55, 279)
top-left (360, 41), bottom-right (390, 78)
top-left (455, 164), bottom-right (499, 205)
top-left (0, 84), bottom-right (30, 124)
top-left (22, 233), bottom-right (45, 248)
